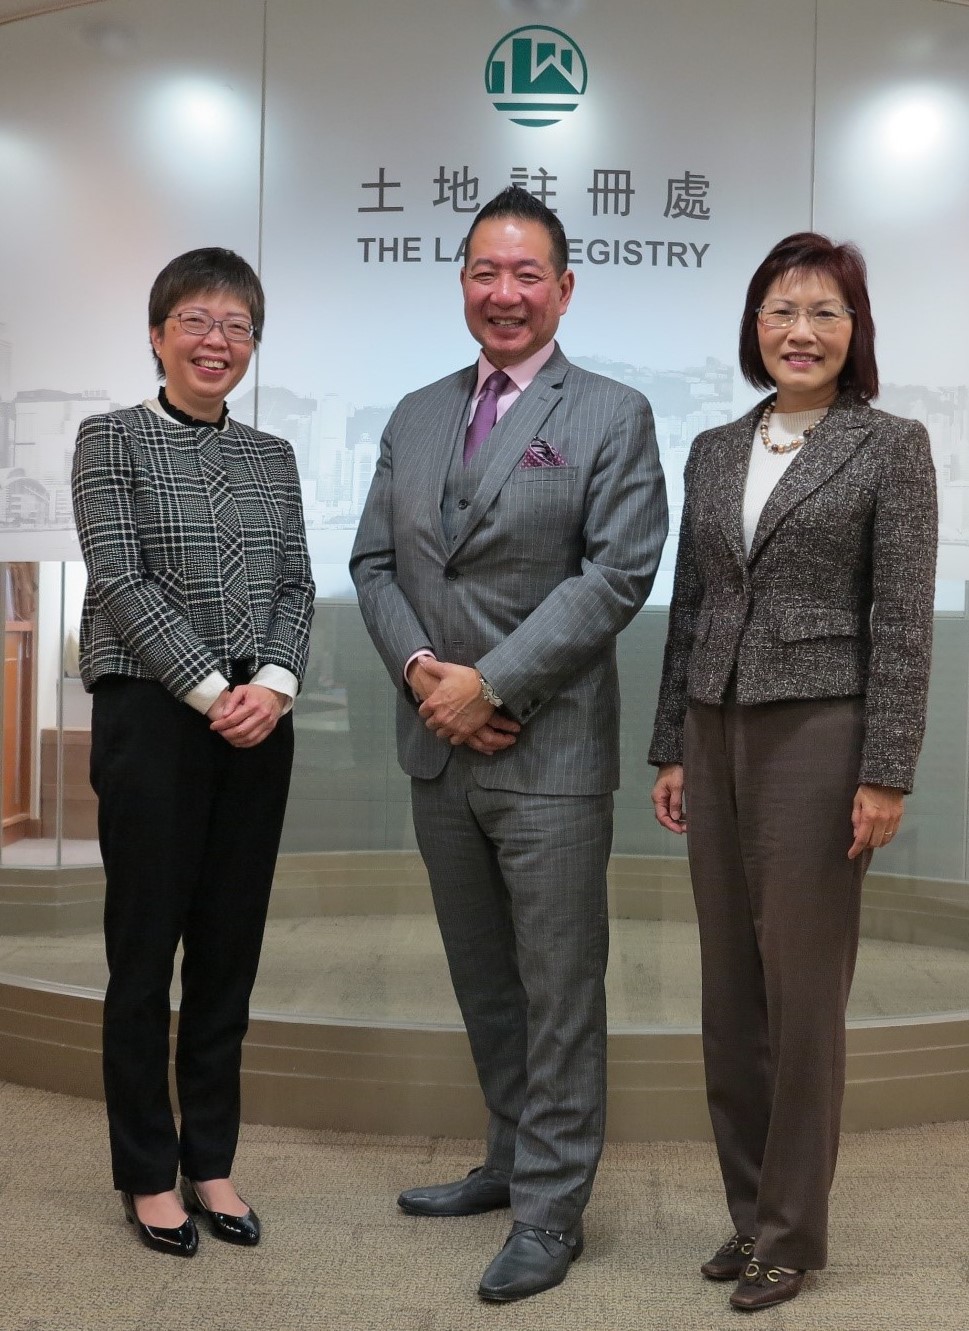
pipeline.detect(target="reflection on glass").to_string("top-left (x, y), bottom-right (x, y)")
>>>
top-left (838, 80), bottom-right (969, 224)
top-left (145, 77), bottom-right (255, 185)
top-left (2, 563), bottom-right (38, 853)
top-left (3, 565), bottom-right (969, 1027)
top-left (0, 561), bottom-right (101, 870)
top-left (881, 88), bottom-right (952, 160)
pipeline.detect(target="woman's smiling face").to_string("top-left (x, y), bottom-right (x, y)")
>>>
top-left (757, 269), bottom-right (853, 412)
top-left (149, 290), bottom-right (254, 421)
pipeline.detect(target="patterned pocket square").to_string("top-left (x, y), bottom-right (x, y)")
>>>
top-left (520, 438), bottom-right (569, 468)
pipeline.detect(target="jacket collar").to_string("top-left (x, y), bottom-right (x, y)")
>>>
top-left (710, 391), bottom-right (872, 567)
top-left (748, 390), bottom-right (872, 563)
top-left (433, 345), bottom-right (570, 557)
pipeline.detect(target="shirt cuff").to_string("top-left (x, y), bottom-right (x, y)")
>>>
top-left (403, 649), bottom-right (435, 686)
top-left (250, 665), bottom-right (299, 716)
top-left (404, 649), bottom-right (436, 702)
top-left (183, 670), bottom-right (230, 716)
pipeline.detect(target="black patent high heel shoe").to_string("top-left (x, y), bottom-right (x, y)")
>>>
top-left (180, 1177), bottom-right (261, 1246)
top-left (121, 1191), bottom-right (199, 1257)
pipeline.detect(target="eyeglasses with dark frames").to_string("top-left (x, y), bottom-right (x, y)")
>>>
top-left (166, 311), bottom-right (255, 343)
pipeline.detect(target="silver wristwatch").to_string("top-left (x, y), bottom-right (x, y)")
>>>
top-left (477, 672), bottom-right (503, 708)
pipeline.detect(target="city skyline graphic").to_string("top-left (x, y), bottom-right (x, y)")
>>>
top-left (1, 316), bottom-right (966, 605)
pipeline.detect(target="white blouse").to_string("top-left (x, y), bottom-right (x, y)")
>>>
top-left (742, 407), bottom-right (828, 555)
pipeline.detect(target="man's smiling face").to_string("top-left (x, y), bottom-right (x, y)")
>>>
top-left (460, 216), bottom-right (574, 370)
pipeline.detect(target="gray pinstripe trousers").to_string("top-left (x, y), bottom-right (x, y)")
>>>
top-left (411, 745), bottom-right (613, 1233)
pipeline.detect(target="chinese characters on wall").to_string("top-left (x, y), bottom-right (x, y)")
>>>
top-left (356, 164), bottom-right (712, 267)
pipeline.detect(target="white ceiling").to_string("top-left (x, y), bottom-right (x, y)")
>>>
top-left (2, 0), bottom-right (967, 24)
top-left (0, 0), bottom-right (105, 26)
top-left (1, 0), bottom-right (965, 31)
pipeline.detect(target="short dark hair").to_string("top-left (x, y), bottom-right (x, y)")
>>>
top-left (738, 232), bottom-right (878, 402)
top-left (148, 247), bottom-right (265, 378)
top-left (464, 186), bottom-right (569, 276)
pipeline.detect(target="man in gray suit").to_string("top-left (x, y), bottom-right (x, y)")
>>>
top-left (350, 187), bottom-right (667, 1302)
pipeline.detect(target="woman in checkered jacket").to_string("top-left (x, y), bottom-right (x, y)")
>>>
top-left (72, 248), bottom-right (315, 1258)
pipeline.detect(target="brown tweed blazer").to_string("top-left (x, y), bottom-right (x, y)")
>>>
top-left (649, 393), bottom-right (938, 791)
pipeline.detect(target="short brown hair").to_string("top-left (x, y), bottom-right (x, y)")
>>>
top-left (738, 232), bottom-right (878, 402)
top-left (148, 248), bottom-right (265, 378)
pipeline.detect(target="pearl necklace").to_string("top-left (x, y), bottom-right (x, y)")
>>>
top-left (758, 402), bottom-right (820, 455)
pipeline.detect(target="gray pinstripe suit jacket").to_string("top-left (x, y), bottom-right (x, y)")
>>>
top-left (350, 344), bottom-right (668, 795)
top-left (72, 404), bottom-right (315, 699)
top-left (649, 394), bottom-right (938, 791)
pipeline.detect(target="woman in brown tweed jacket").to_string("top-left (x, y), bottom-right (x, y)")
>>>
top-left (649, 233), bottom-right (937, 1312)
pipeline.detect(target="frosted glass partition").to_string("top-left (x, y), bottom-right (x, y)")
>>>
top-left (3, 561), bottom-right (969, 1033)
top-left (7, 563), bottom-right (962, 877)
top-left (279, 597), bottom-right (969, 877)
top-left (1, 561), bottom-right (97, 869)
top-left (2, 0), bottom-right (969, 1030)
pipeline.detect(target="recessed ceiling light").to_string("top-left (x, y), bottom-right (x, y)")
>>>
top-left (498, 0), bottom-right (585, 18)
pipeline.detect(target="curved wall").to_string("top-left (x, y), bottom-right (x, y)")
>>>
top-left (3, 852), bottom-right (969, 1137)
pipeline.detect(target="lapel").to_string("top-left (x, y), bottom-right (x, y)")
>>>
top-left (448, 345), bottom-right (568, 559)
top-left (708, 402), bottom-right (760, 570)
top-left (748, 394), bottom-right (873, 564)
top-left (429, 366), bottom-right (478, 552)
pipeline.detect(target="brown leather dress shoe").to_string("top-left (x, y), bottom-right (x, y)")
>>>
top-left (729, 1259), bottom-right (805, 1311)
top-left (700, 1232), bottom-right (756, 1281)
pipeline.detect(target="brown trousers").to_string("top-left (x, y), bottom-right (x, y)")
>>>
top-left (684, 694), bottom-right (871, 1270)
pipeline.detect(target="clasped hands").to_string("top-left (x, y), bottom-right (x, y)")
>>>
top-left (411, 658), bottom-right (520, 756)
top-left (651, 763), bottom-right (904, 859)
top-left (207, 683), bottom-right (286, 748)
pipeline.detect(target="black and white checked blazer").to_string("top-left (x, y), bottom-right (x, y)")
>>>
top-left (72, 403), bottom-right (315, 700)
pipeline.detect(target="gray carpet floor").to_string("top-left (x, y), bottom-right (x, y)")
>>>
top-left (4, 1079), bottom-right (969, 1330)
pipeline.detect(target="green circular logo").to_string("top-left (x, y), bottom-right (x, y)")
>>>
top-left (486, 26), bottom-right (588, 128)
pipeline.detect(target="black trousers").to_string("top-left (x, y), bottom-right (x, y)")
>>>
top-left (90, 677), bottom-right (294, 1193)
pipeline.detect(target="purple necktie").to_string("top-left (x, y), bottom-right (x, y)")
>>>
top-left (463, 370), bottom-right (511, 465)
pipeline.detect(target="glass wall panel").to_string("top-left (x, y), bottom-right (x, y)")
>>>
top-left (1, 0), bottom-right (968, 1036)
top-left (815, 0), bottom-right (969, 884)
top-left (0, 561), bottom-right (100, 870)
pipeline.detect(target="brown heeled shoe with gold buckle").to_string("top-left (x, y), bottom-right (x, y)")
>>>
top-left (729, 1258), bottom-right (805, 1311)
top-left (700, 1232), bottom-right (756, 1281)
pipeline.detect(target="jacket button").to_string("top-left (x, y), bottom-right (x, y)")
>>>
top-left (445, 569), bottom-right (458, 581)
top-left (457, 499), bottom-right (469, 510)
